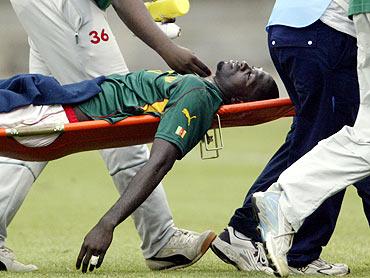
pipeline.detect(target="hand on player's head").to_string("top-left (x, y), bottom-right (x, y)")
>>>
top-left (214, 60), bottom-right (278, 104)
top-left (162, 45), bottom-right (211, 77)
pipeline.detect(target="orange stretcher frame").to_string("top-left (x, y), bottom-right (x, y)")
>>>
top-left (0, 98), bottom-right (294, 161)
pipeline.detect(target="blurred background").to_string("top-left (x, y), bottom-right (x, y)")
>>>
top-left (1, 1), bottom-right (368, 277)
top-left (0, 0), bottom-right (286, 94)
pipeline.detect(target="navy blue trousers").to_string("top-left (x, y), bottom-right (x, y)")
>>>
top-left (229, 21), bottom-right (370, 267)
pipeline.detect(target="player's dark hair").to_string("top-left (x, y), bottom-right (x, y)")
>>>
top-left (250, 77), bottom-right (279, 101)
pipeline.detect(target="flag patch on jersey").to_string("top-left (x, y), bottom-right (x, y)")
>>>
top-left (175, 126), bottom-right (187, 138)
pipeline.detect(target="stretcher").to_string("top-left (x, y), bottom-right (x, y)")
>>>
top-left (0, 98), bottom-right (294, 161)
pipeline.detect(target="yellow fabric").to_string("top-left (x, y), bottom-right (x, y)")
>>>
top-left (142, 99), bottom-right (169, 113)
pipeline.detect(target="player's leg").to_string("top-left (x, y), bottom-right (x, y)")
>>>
top-left (11, 0), bottom-right (214, 269)
top-left (212, 21), bottom-right (355, 275)
top-left (0, 157), bottom-right (47, 272)
top-left (252, 127), bottom-right (370, 277)
top-left (253, 13), bottom-right (370, 277)
top-left (0, 2), bottom-right (54, 272)
top-left (282, 23), bottom-right (357, 273)
top-left (355, 181), bottom-right (370, 225)
top-left (350, 12), bottom-right (370, 228)
top-left (210, 120), bottom-right (293, 273)
top-left (270, 126), bottom-right (370, 233)
top-left (267, 23), bottom-right (359, 274)
top-left (227, 106), bottom-right (297, 242)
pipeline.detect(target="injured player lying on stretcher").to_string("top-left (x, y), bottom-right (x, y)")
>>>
top-left (0, 61), bottom-right (278, 149)
top-left (0, 60), bottom-right (279, 272)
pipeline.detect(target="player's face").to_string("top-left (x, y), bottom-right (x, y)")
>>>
top-left (215, 60), bottom-right (272, 103)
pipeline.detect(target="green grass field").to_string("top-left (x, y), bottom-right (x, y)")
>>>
top-left (6, 118), bottom-right (370, 277)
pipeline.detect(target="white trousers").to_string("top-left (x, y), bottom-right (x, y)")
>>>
top-left (4, 0), bottom-right (175, 258)
top-left (0, 104), bottom-right (68, 147)
top-left (269, 13), bottom-right (370, 232)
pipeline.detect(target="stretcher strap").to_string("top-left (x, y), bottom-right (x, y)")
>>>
top-left (63, 105), bottom-right (79, 123)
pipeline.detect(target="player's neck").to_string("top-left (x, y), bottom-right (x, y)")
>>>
top-left (209, 76), bottom-right (230, 104)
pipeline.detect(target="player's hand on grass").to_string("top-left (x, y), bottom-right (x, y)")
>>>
top-left (160, 44), bottom-right (211, 77)
top-left (76, 221), bottom-right (114, 273)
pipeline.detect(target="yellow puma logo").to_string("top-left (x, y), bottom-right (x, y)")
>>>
top-left (182, 108), bottom-right (197, 126)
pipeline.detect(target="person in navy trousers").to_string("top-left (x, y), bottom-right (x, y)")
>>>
top-left (211, 0), bottom-right (370, 275)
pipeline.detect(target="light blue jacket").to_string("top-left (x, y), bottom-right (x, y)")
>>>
top-left (268, 0), bottom-right (332, 28)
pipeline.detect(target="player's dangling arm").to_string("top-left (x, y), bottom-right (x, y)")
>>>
top-left (111, 0), bottom-right (211, 77)
top-left (76, 139), bottom-right (179, 273)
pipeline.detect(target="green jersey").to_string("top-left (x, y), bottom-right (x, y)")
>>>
top-left (349, 0), bottom-right (370, 16)
top-left (78, 70), bottom-right (223, 158)
top-left (93, 0), bottom-right (111, 10)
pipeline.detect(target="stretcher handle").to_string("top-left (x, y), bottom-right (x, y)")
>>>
top-left (5, 124), bottom-right (65, 137)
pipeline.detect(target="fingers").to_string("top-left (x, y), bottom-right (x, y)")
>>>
top-left (88, 255), bottom-right (99, 272)
top-left (180, 56), bottom-right (211, 77)
top-left (82, 249), bottom-right (93, 273)
top-left (166, 46), bottom-right (211, 77)
top-left (76, 245), bottom-right (87, 270)
top-left (84, 253), bottom-right (104, 272)
top-left (76, 245), bottom-right (105, 273)
top-left (96, 252), bottom-right (106, 269)
top-left (89, 263), bottom-right (96, 272)
top-left (192, 58), bottom-right (212, 77)
top-left (176, 59), bottom-right (211, 77)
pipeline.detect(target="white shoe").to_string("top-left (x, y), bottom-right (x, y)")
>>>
top-left (0, 246), bottom-right (38, 272)
top-left (211, 226), bottom-right (274, 274)
top-left (289, 258), bottom-right (350, 276)
top-left (252, 191), bottom-right (294, 277)
top-left (145, 229), bottom-right (216, 270)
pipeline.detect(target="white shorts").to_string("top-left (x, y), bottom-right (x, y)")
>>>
top-left (11, 0), bottom-right (129, 83)
top-left (0, 105), bottom-right (69, 147)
